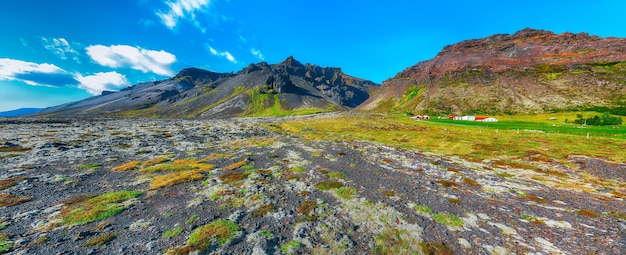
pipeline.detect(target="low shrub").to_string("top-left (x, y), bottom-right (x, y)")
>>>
top-left (315, 181), bottom-right (344, 190)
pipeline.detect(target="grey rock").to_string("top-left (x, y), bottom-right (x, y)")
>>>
top-left (15, 238), bottom-right (28, 246)
top-left (227, 210), bottom-right (245, 224)
top-left (146, 241), bottom-right (158, 251)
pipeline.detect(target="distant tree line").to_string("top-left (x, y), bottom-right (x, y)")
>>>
top-left (583, 106), bottom-right (626, 116)
top-left (571, 113), bottom-right (623, 126)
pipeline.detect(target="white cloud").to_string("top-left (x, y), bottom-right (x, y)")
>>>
top-left (251, 48), bottom-right (264, 60)
top-left (41, 37), bottom-right (82, 63)
top-left (206, 45), bottom-right (237, 63)
top-left (0, 58), bottom-right (76, 87)
top-left (157, 0), bottom-right (211, 30)
top-left (75, 72), bottom-right (129, 95)
top-left (86, 44), bottom-right (176, 76)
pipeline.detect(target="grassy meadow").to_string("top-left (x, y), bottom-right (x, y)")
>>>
top-left (275, 112), bottom-right (626, 164)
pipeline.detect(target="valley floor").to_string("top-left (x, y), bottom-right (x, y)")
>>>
top-left (0, 115), bottom-right (624, 254)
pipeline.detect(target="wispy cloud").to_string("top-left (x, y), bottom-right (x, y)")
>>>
top-left (86, 45), bottom-right (177, 76)
top-left (75, 72), bottom-right (129, 95)
top-left (20, 37), bottom-right (29, 47)
top-left (0, 58), bottom-right (77, 87)
top-left (41, 37), bottom-right (82, 63)
top-left (251, 48), bottom-right (264, 60)
top-left (157, 0), bottom-right (211, 31)
top-left (206, 44), bottom-right (237, 63)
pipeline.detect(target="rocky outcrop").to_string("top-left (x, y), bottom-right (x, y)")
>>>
top-left (396, 28), bottom-right (626, 79)
top-left (360, 28), bottom-right (626, 114)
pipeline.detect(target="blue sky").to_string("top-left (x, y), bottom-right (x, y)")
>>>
top-left (1, 0), bottom-right (625, 111)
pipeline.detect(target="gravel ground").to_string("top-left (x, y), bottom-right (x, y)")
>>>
top-left (0, 117), bottom-right (624, 254)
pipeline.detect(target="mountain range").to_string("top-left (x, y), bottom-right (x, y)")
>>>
top-left (0, 108), bottom-right (43, 117)
top-left (36, 57), bottom-right (377, 118)
top-left (27, 29), bottom-right (626, 118)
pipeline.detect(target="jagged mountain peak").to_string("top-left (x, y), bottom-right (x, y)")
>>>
top-left (280, 56), bottom-right (304, 68)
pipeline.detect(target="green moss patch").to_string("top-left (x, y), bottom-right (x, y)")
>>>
top-left (180, 219), bottom-right (239, 252)
top-left (335, 187), bottom-right (358, 199)
top-left (327, 171), bottom-right (346, 179)
top-left (60, 190), bottom-right (142, 226)
top-left (83, 233), bottom-right (117, 246)
top-left (315, 181), bottom-right (344, 190)
top-left (432, 213), bottom-right (464, 227)
top-left (163, 226), bottom-right (184, 239)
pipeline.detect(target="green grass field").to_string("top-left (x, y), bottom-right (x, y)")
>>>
top-left (276, 112), bottom-right (626, 163)
top-left (428, 112), bottom-right (626, 139)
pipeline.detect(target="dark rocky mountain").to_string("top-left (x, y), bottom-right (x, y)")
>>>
top-left (359, 28), bottom-right (626, 115)
top-left (0, 108), bottom-right (44, 117)
top-left (37, 57), bottom-right (378, 118)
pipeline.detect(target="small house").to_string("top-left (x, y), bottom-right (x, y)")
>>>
top-left (458, 116), bottom-right (475, 121)
top-left (410, 115), bottom-right (430, 120)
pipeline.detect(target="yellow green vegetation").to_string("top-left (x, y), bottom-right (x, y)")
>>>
top-left (244, 87), bottom-right (333, 117)
top-left (0, 145), bottom-right (31, 152)
top-left (31, 236), bottom-right (48, 246)
top-left (150, 170), bottom-right (204, 189)
top-left (432, 213), bottom-right (464, 227)
top-left (327, 172), bottom-right (346, 179)
top-left (420, 242), bottom-right (454, 255)
top-left (143, 157), bottom-right (169, 167)
top-left (83, 233), bottom-right (117, 246)
top-left (275, 114), bottom-right (626, 195)
top-left (224, 159), bottom-right (248, 171)
top-left (78, 163), bottom-right (101, 170)
top-left (544, 72), bottom-right (561, 80)
top-left (0, 193), bottom-right (31, 207)
top-left (142, 159), bottom-right (214, 173)
top-left (0, 233), bottom-right (11, 253)
top-left (606, 211), bottom-right (626, 220)
top-left (289, 166), bottom-right (306, 173)
top-left (251, 204), bottom-right (276, 218)
top-left (413, 204), bottom-right (433, 215)
top-left (315, 181), bottom-right (344, 190)
top-left (0, 177), bottom-right (26, 190)
top-left (280, 240), bottom-right (302, 254)
top-left (395, 84), bottom-right (425, 110)
top-left (374, 228), bottom-right (416, 255)
top-left (462, 177), bottom-right (482, 188)
top-left (167, 219), bottom-right (239, 254)
top-left (297, 200), bottom-right (317, 215)
top-left (162, 226), bottom-right (184, 239)
top-left (203, 153), bottom-right (233, 161)
top-left (521, 214), bottom-right (546, 225)
top-left (575, 208), bottom-right (601, 218)
top-left (335, 187), bottom-right (358, 199)
top-left (381, 189), bottom-right (396, 197)
top-left (118, 159), bottom-right (215, 189)
top-left (218, 172), bottom-right (250, 184)
top-left (112, 161), bottom-right (141, 172)
top-left (60, 190), bottom-right (142, 226)
top-left (276, 114), bottom-right (626, 162)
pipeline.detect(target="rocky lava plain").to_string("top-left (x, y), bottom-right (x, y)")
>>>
top-left (0, 115), bottom-right (625, 254)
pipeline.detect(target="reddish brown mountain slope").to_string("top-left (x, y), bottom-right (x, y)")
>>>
top-left (360, 28), bottom-right (626, 114)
